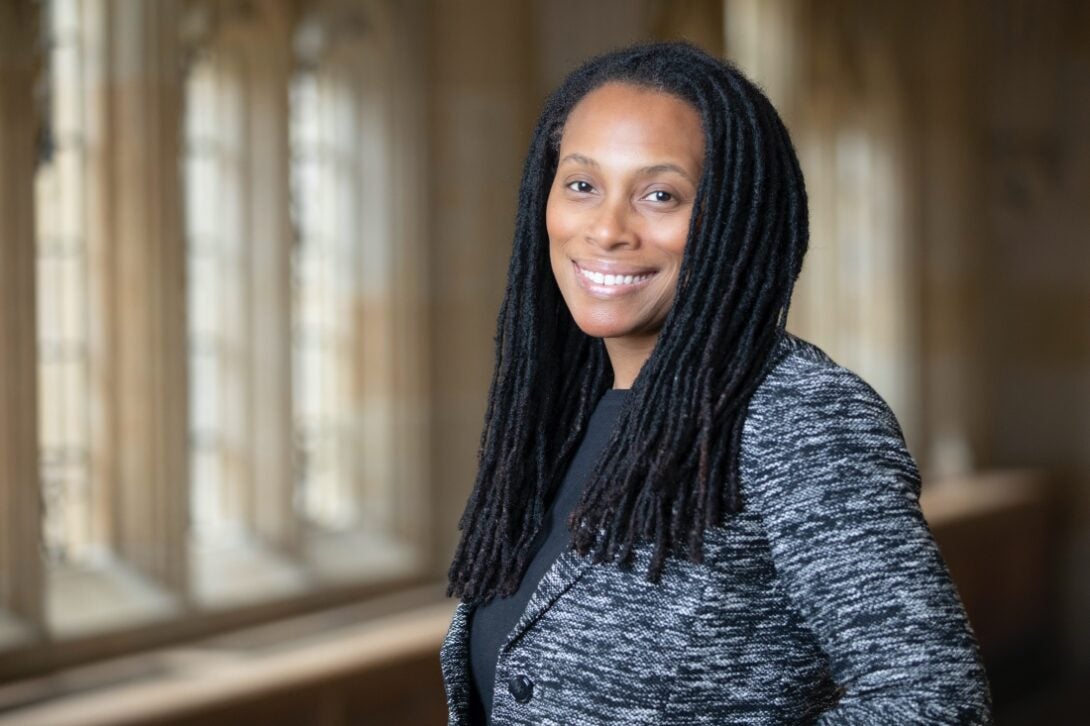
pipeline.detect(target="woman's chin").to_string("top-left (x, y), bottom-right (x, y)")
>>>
top-left (570, 314), bottom-right (651, 342)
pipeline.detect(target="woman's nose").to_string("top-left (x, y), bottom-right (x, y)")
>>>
top-left (585, 198), bottom-right (637, 250)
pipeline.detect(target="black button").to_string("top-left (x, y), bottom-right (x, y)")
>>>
top-left (507, 673), bottom-right (534, 704)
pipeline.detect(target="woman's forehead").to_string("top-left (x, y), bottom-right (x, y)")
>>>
top-left (557, 83), bottom-right (705, 174)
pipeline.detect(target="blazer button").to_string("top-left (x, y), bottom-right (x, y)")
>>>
top-left (507, 673), bottom-right (534, 704)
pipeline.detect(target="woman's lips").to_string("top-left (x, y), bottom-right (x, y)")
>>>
top-left (572, 260), bottom-right (657, 297)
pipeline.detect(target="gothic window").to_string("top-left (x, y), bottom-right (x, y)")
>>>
top-left (35, 0), bottom-right (97, 565)
top-left (184, 47), bottom-right (251, 546)
top-left (4, 0), bottom-right (428, 680)
top-left (289, 16), bottom-right (405, 559)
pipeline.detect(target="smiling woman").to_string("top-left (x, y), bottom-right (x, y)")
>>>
top-left (547, 83), bottom-right (703, 388)
top-left (442, 42), bottom-right (992, 725)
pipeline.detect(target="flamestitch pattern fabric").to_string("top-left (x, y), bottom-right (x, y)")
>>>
top-left (440, 332), bottom-right (993, 725)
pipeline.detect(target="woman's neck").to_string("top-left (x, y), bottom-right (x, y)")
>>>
top-left (603, 333), bottom-right (658, 389)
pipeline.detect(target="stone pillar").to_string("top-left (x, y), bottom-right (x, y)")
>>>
top-left (103, 0), bottom-right (189, 593)
top-left (908, 0), bottom-right (984, 479)
top-left (240, 0), bottom-right (296, 555)
top-left (427, 0), bottom-right (536, 572)
top-left (0, 0), bottom-right (44, 628)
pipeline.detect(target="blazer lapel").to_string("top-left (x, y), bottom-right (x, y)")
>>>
top-left (500, 548), bottom-right (593, 652)
top-left (440, 548), bottom-right (595, 723)
top-left (440, 599), bottom-right (472, 724)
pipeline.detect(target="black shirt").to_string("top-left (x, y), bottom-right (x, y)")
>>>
top-left (466, 389), bottom-right (629, 724)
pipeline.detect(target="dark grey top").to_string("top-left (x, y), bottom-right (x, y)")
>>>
top-left (467, 388), bottom-right (629, 724)
top-left (441, 332), bottom-right (993, 725)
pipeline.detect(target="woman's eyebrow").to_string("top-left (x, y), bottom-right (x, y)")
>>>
top-left (558, 152), bottom-right (599, 168)
top-left (639, 163), bottom-right (697, 184)
top-left (558, 154), bottom-right (697, 184)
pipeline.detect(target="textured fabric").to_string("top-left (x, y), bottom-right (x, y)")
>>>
top-left (440, 332), bottom-right (993, 725)
top-left (468, 389), bottom-right (629, 723)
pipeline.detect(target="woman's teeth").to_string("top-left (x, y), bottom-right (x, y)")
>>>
top-left (578, 268), bottom-right (653, 286)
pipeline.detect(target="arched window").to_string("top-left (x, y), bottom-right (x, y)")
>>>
top-left (179, 0), bottom-right (426, 598)
top-left (289, 3), bottom-right (418, 580)
top-left (31, 0), bottom-right (183, 640)
top-left (3, 0), bottom-right (429, 681)
top-left (184, 44), bottom-right (250, 546)
top-left (181, 2), bottom-right (307, 605)
top-left (726, 0), bottom-right (918, 451)
top-left (35, 0), bottom-right (97, 566)
top-left (290, 66), bottom-right (366, 530)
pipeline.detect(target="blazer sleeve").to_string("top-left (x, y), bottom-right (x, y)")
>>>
top-left (745, 365), bottom-right (994, 725)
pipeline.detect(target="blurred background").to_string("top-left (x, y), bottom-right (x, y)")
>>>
top-left (0, 0), bottom-right (1086, 723)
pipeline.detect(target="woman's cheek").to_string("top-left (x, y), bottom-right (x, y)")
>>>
top-left (546, 201), bottom-right (579, 246)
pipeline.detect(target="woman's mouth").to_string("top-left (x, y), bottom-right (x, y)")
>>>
top-left (572, 260), bottom-right (657, 296)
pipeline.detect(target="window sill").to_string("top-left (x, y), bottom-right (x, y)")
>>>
top-left (303, 526), bottom-right (422, 585)
top-left (48, 557), bottom-right (179, 639)
top-left (0, 612), bottom-right (33, 653)
top-left (189, 527), bottom-right (424, 609)
top-left (190, 536), bottom-right (308, 609)
top-left (0, 586), bottom-right (454, 726)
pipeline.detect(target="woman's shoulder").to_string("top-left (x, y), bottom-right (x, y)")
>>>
top-left (737, 330), bottom-right (921, 528)
top-left (761, 329), bottom-right (872, 392)
top-left (752, 331), bottom-right (902, 429)
top-left (745, 331), bottom-right (913, 469)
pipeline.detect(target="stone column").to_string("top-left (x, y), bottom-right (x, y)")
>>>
top-left (0, 0), bottom-right (44, 629)
top-left (908, 0), bottom-right (985, 479)
top-left (427, 0), bottom-right (536, 572)
top-left (240, 0), bottom-right (297, 556)
top-left (103, 0), bottom-right (189, 594)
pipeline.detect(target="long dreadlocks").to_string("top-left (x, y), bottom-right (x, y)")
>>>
top-left (446, 41), bottom-right (809, 604)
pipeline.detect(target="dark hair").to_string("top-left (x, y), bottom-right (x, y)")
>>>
top-left (446, 41), bottom-right (808, 604)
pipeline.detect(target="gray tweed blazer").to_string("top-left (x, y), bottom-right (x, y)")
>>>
top-left (440, 333), bottom-right (993, 725)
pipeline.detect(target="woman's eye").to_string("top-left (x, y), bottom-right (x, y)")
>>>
top-left (647, 190), bottom-right (674, 203)
top-left (566, 180), bottom-right (594, 193)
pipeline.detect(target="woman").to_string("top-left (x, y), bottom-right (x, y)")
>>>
top-left (441, 42), bottom-right (993, 725)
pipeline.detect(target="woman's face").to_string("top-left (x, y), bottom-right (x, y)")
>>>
top-left (547, 82), bottom-right (705, 347)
